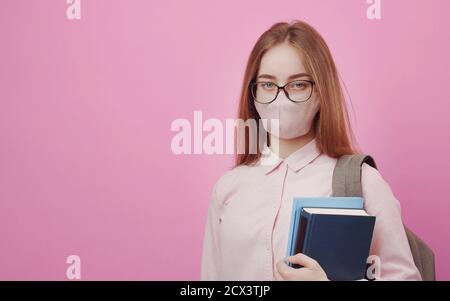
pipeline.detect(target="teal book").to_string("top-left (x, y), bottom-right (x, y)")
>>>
top-left (285, 196), bottom-right (364, 264)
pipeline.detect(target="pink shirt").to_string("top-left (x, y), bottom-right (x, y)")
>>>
top-left (200, 137), bottom-right (422, 281)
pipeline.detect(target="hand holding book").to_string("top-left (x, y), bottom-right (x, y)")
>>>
top-left (275, 253), bottom-right (329, 281)
top-left (285, 202), bottom-right (376, 281)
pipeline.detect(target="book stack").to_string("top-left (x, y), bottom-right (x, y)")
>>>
top-left (286, 197), bottom-right (376, 281)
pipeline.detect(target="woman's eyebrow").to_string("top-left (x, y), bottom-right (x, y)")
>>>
top-left (257, 73), bottom-right (311, 80)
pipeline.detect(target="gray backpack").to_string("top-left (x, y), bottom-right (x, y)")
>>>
top-left (331, 154), bottom-right (435, 281)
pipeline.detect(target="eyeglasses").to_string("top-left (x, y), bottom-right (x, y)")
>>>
top-left (249, 80), bottom-right (315, 104)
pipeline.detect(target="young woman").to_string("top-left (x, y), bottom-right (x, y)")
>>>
top-left (200, 20), bottom-right (421, 281)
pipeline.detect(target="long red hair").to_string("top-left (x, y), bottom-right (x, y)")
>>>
top-left (235, 20), bottom-right (360, 167)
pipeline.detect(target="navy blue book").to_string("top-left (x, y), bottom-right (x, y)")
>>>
top-left (294, 207), bottom-right (376, 281)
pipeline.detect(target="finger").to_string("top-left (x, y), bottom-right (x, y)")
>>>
top-left (288, 253), bottom-right (319, 269)
top-left (290, 267), bottom-right (318, 281)
top-left (274, 270), bottom-right (284, 281)
top-left (276, 259), bottom-right (296, 281)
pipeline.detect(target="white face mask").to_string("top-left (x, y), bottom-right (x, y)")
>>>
top-left (255, 95), bottom-right (320, 140)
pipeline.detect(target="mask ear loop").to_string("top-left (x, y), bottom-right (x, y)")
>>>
top-left (260, 119), bottom-right (270, 156)
top-left (269, 102), bottom-right (281, 156)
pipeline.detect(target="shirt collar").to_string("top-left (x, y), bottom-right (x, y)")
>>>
top-left (259, 137), bottom-right (321, 175)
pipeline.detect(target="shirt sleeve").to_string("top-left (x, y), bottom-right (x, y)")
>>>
top-left (361, 163), bottom-right (422, 280)
top-left (200, 183), bottom-right (222, 280)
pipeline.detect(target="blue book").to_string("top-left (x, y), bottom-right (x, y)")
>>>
top-left (286, 197), bottom-right (364, 261)
top-left (295, 207), bottom-right (376, 280)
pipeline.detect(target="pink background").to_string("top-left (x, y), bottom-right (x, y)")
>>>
top-left (1, 0), bottom-right (449, 280)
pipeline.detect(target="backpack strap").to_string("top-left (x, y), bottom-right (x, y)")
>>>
top-left (332, 154), bottom-right (377, 197)
top-left (332, 153), bottom-right (436, 281)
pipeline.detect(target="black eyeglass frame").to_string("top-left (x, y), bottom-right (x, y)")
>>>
top-left (249, 79), bottom-right (315, 104)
